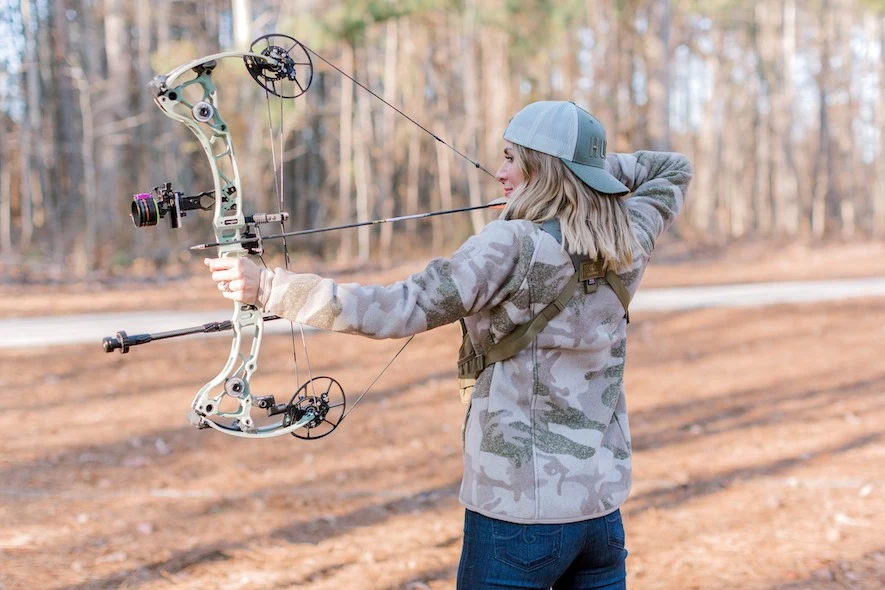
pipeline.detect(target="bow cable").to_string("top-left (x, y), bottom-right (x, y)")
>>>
top-left (298, 40), bottom-right (498, 181)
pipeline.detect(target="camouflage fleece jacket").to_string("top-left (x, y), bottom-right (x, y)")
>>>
top-left (257, 151), bottom-right (692, 524)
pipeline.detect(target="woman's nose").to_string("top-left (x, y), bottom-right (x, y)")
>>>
top-left (495, 165), bottom-right (506, 182)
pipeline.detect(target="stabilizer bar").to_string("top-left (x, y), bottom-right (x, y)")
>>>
top-left (102, 315), bottom-right (284, 353)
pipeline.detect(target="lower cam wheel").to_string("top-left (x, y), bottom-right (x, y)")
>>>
top-left (284, 376), bottom-right (346, 440)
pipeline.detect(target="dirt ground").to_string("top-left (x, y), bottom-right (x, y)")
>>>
top-left (2, 241), bottom-right (885, 589)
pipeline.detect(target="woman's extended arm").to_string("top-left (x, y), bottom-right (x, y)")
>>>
top-left (208, 220), bottom-right (532, 339)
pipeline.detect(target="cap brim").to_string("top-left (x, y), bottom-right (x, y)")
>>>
top-left (562, 160), bottom-right (630, 196)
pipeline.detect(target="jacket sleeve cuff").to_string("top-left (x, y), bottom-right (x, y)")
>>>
top-left (257, 267), bottom-right (276, 312)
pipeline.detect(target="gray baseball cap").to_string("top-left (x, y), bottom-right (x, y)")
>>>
top-left (503, 101), bottom-right (629, 196)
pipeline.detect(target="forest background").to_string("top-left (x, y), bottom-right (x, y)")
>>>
top-left (2, 0), bottom-right (885, 280)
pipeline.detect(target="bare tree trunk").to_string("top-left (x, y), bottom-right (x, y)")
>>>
top-left (156, 0), bottom-right (170, 48)
top-left (832, 0), bottom-right (857, 239)
top-left (71, 63), bottom-right (98, 278)
top-left (560, 22), bottom-right (580, 101)
top-left (773, 0), bottom-right (801, 236)
top-left (875, 14), bottom-right (885, 236)
top-left (463, 0), bottom-right (486, 235)
top-left (354, 46), bottom-right (375, 263)
top-left (43, 2), bottom-right (74, 268)
top-left (336, 43), bottom-right (355, 264)
top-left (722, 27), bottom-right (750, 238)
top-left (102, 0), bottom-right (131, 242)
top-left (692, 27), bottom-right (724, 236)
top-left (402, 19), bottom-right (424, 228)
top-left (481, 13), bottom-right (510, 174)
top-left (378, 19), bottom-right (399, 263)
top-left (0, 121), bottom-right (10, 254)
top-left (307, 115), bottom-right (327, 243)
top-left (231, 0), bottom-right (252, 49)
top-left (113, 0), bottom-right (151, 272)
top-left (752, 0), bottom-right (773, 235)
top-left (152, 0), bottom-right (183, 253)
top-left (19, 0), bottom-right (40, 250)
top-left (77, 0), bottom-right (109, 258)
top-left (810, 0), bottom-right (832, 239)
top-left (430, 26), bottom-right (454, 253)
top-left (646, 0), bottom-right (671, 150)
top-left (433, 137), bottom-right (454, 253)
top-left (591, 0), bottom-right (620, 145)
top-left (622, 10), bottom-right (642, 146)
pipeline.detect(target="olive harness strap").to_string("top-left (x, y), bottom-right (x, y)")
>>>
top-left (457, 219), bottom-right (630, 403)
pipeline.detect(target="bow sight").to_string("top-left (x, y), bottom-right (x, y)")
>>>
top-left (130, 183), bottom-right (215, 229)
top-left (131, 182), bottom-right (289, 255)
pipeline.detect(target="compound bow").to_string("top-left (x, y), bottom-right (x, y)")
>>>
top-left (102, 33), bottom-right (499, 441)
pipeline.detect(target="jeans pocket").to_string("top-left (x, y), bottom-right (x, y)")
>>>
top-left (605, 509), bottom-right (626, 550)
top-left (491, 520), bottom-right (562, 572)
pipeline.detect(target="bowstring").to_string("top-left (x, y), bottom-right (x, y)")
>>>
top-left (277, 63), bottom-right (319, 398)
top-left (262, 48), bottom-right (309, 402)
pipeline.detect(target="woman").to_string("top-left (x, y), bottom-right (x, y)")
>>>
top-left (206, 101), bottom-right (692, 589)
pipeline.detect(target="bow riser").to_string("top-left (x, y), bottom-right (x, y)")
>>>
top-left (153, 58), bottom-right (278, 437)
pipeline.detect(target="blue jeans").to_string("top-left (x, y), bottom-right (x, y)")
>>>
top-left (457, 509), bottom-right (628, 589)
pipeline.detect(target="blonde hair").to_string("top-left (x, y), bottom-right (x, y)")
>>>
top-left (502, 143), bottom-right (640, 272)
